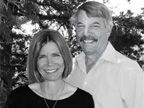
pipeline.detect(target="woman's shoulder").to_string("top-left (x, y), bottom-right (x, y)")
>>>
top-left (64, 85), bottom-right (94, 107)
top-left (73, 88), bottom-right (94, 107)
top-left (65, 83), bottom-right (93, 99)
top-left (7, 85), bottom-right (30, 101)
top-left (10, 85), bottom-right (29, 95)
top-left (75, 88), bottom-right (93, 98)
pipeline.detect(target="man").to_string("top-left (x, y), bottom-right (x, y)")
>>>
top-left (66, 1), bottom-right (144, 108)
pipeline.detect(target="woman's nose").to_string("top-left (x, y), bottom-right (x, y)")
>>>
top-left (46, 56), bottom-right (53, 66)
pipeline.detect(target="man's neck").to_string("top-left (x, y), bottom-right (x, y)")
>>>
top-left (85, 54), bottom-right (100, 73)
top-left (85, 42), bottom-right (108, 73)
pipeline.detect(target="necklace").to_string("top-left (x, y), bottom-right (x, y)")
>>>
top-left (43, 98), bottom-right (58, 108)
top-left (43, 82), bottom-right (65, 108)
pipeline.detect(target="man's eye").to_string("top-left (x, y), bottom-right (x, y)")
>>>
top-left (91, 25), bottom-right (99, 28)
top-left (77, 24), bottom-right (84, 28)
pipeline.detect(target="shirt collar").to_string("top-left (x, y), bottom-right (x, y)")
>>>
top-left (98, 42), bottom-right (118, 63)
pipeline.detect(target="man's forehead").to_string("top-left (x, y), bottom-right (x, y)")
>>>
top-left (77, 10), bottom-right (105, 20)
top-left (77, 9), bottom-right (105, 19)
top-left (77, 12), bottom-right (105, 23)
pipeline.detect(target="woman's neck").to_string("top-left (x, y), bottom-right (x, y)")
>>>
top-left (40, 80), bottom-right (65, 100)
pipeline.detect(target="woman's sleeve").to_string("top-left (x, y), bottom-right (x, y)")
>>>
top-left (5, 94), bottom-right (15, 108)
top-left (89, 95), bottom-right (95, 108)
top-left (84, 94), bottom-right (95, 108)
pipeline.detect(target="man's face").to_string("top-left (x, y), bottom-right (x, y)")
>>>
top-left (75, 10), bottom-right (110, 56)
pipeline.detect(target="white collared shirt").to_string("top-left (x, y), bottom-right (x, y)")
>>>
top-left (65, 42), bottom-right (144, 108)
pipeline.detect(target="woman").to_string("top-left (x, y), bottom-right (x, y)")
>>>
top-left (6, 29), bottom-right (94, 108)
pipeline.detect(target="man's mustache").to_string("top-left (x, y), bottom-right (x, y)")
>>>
top-left (79, 35), bottom-right (98, 42)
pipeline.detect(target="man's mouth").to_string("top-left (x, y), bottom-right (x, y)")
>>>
top-left (83, 39), bottom-right (95, 43)
top-left (80, 36), bottom-right (98, 43)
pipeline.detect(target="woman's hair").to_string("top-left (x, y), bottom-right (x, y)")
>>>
top-left (70, 1), bottom-right (113, 28)
top-left (27, 29), bottom-right (72, 83)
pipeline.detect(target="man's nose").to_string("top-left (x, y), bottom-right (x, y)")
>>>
top-left (83, 27), bottom-right (89, 37)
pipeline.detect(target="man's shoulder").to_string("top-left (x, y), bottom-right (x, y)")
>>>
top-left (115, 51), bottom-right (136, 63)
top-left (114, 50), bottom-right (143, 71)
top-left (106, 43), bottom-right (137, 65)
top-left (115, 51), bottom-right (135, 62)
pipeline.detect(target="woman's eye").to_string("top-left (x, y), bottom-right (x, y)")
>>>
top-left (38, 55), bottom-right (45, 59)
top-left (53, 53), bottom-right (61, 57)
top-left (91, 24), bottom-right (99, 28)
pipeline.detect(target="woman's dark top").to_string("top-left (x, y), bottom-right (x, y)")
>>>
top-left (6, 85), bottom-right (94, 108)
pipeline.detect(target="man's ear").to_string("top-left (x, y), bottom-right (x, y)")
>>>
top-left (107, 23), bottom-right (113, 37)
top-left (69, 14), bottom-right (77, 26)
top-left (107, 32), bottom-right (110, 37)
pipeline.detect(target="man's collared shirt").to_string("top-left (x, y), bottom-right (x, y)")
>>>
top-left (66, 42), bottom-right (144, 108)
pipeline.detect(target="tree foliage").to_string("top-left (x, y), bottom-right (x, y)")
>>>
top-left (110, 10), bottom-right (144, 63)
top-left (0, 0), bottom-right (86, 107)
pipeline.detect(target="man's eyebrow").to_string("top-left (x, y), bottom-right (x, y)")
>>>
top-left (77, 22), bottom-right (83, 25)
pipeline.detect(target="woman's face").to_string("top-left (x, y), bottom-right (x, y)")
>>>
top-left (37, 41), bottom-right (64, 81)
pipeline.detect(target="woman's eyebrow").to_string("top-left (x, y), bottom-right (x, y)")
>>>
top-left (92, 22), bottom-right (100, 25)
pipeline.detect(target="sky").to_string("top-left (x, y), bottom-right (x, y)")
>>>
top-left (89, 0), bottom-right (144, 16)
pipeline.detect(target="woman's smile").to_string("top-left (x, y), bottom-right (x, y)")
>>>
top-left (44, 68), bottom-right (57, 73)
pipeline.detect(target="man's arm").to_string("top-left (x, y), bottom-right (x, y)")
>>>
top-left (120, 61), bottom-right (144, 108)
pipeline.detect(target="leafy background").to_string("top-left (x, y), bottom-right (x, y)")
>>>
top-left (0, 0), bottom-right (144, 108)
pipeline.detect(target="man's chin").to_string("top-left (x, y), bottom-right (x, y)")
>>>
top-left (83, 49), bottom-right (95, 55)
